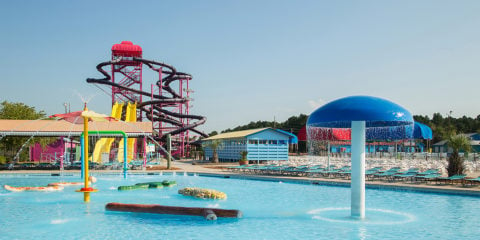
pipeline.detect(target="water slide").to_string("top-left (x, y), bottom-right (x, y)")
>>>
top-left (86, 57), bottom-right (208, 141)
top-left (92, 102), bottom-right (123, 163)
top-left (117, 102), bottom-right (137, 163)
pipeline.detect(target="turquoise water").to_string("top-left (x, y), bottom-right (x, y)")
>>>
top-left (0, 174), bottom-right (479, 240)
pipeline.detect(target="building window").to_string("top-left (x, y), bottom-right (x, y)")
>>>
top-left (249, 140), bottom-right (258, 144)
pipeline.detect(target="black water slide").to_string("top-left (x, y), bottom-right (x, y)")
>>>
top-left (86, 57), bottom-right (208, 141)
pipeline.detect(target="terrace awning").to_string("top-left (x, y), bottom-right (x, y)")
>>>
top-left (274, 129), bottom-right (298, 144)
top-left (412, 122), bottom-right (433, 140)
top-left (0, 119), bottom-right (152, 137)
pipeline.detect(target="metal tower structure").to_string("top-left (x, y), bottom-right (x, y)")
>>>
top-left (111, 41), bottom-right (143, 109)
top-left (87, 41), bottom-right (207, 158)
top-left (151, 74), bottom-right (193, 157)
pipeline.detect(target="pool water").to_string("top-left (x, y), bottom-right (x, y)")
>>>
top-left (0, 174), bottom-right (479, 240)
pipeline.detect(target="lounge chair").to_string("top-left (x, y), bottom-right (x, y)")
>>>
top-left (335, 167), bottom-right (353, 179)
top-left (258, 165), bottom-right (288, 175)
top-left (466, 176), bottom-right (480, 186)
top-left (366, 167), bottom-right (383, 174)
top-left (323, 166), bottom-right (351, 178)
top-left (436, 174), bottom-right (467, 184)
top-left (249, 164), bottom-right (278, 174)
top-left (392, 168), bottom-right (420, 182)
top-left (365, 167), bottom-right (383, 179)
top-left (241, 164), bottom-right (265, 173)
top-left (226, 164), bottom-right (251, 172)
top-left (305, 165), bottom-right (336, 178)
top-left (417, 168), bottom-right (440, 176)
top-left (289, 165), bottom-right (324, 177)
top-left (307, 164), bottom-right (324, 171)
top-left (415, 173), bottom-right (442, 183)
top-left (305, 165), bottom-right (335, 174)
top-left (282, 165), bottom-right (311, 176)
top-left (395, 168), bottom-right (419, 175)
top-left (372, 167), bottom-right (401, 180)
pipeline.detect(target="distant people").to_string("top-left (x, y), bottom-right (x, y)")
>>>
top-left (89, 176), bottom-right (97, 183)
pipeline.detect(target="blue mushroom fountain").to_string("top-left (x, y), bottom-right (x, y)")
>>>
top-left (307, 96), bottom-right (414, 218)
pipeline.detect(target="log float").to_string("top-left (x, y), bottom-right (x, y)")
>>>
top-left (105, 202), bottom-right (242, 220)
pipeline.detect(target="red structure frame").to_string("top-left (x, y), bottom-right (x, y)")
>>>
top-left (108, 41), bottom-right (194, 157)
top-left (151, 77), bottom-right (192, 157)
top-left (111, 41), bottom-right (143, 110)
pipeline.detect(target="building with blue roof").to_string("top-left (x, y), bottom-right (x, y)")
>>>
top-left (433, 133), bottom-right (480, 153)
top-left (202, 128), bottom-right (293, 162)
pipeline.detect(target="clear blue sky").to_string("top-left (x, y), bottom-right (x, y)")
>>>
top-left (1, 0), bottom-right (479, 133)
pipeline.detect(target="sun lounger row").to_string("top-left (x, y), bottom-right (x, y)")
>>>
top-left (227, 164), bottom-right (480, 186)
top-left (227, 164), bottom-right (352, 178)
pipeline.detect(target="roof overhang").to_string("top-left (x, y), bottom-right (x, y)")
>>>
top-left (0, 120), bottom-right (152, 137)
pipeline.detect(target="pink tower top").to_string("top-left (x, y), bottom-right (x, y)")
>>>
top-left (111, 41), bottom-right (142, 57)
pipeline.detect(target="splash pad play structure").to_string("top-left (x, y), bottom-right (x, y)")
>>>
top-left (307, 96), bottom-right (414, 218)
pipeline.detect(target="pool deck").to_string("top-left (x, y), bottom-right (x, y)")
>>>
top-left (2, 160), bottom-right (480, 196)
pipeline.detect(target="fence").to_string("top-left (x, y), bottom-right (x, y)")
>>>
top-left (298, 151), bottom-right (478, 161)
top-left (285, 152), bottom-right (480, 174)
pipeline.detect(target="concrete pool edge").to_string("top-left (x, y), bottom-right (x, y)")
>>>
top-left (195, 172), bottom-right (480, 197)
top-left (2, 170), bottom-right (480, 197)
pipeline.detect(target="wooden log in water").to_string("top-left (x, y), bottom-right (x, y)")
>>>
top-left (203, 209), bottom-right (217, 220)
top-left (105, 202), bottom-right (242, 219)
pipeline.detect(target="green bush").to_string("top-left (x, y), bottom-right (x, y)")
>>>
top-left (0, 156), bottom-right (6, 165)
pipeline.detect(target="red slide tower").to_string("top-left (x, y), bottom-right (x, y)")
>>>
top-left (111, 41), bottom-right (143, 108)
top-left (88, 41), bottom-right (207, 158)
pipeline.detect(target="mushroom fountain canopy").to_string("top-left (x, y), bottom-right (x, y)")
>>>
top-left (307, 96), bottom-right (414, 141)
top-left (306, 95), bottom-right (415, 219)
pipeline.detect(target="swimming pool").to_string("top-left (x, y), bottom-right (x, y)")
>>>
top-left (1, 173), bottom-right (479, 240)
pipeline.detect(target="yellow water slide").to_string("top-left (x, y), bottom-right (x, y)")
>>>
top-left (117, 102), bottom-right (137, 163)
top-left (92, 102), bottom-right (123, 163)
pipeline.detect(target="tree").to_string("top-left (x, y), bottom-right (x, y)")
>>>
top-left (0, 101), bottom-right (53, 162)
top-left (239, 151), bottom-right (248, 165)
top-left (202, 139), bottom-right (223, 163)
top-left (446, 133), bottom-right (472, 176)
top-left (0, 101), bottom-right (46, 120)
top-left (208, 131), bottom-right (218, 137)
top-left (220, 114), bottom-right (308, 136)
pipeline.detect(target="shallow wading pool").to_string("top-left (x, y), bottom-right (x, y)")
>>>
top-left (0, 174), bottom-right (479, 240)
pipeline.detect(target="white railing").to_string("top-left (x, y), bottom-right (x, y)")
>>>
top-left (291, 151), bottom-right (479, 161)
top-left (283, 153), bottom-right (480, 175)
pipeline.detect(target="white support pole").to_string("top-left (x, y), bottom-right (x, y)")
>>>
top-left (351, 121), bottom-right (365, 219)
top-left (327, 141), bottom-right (330, 171)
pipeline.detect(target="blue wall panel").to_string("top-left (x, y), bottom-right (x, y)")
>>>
top-left (203, 129), bottom-right (290, 162)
